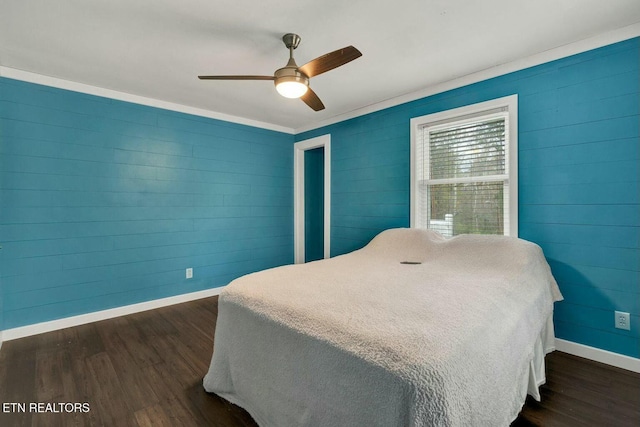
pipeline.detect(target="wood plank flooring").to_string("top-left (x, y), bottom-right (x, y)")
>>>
top-left (0, 296), bottom-right (638, 426)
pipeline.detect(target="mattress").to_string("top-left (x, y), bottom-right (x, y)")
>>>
top-left (203, 228), bottom-right (563, 426)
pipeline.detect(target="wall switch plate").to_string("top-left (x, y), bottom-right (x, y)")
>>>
top-left (186, 268), bottom-right (193, 279)
top-left (614, 311), bottom-right (630, 330)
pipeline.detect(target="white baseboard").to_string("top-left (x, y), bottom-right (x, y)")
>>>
top-left (555, 338), bottom-right (640, 373)
top-left (1, 286), bottom-right (225, 342)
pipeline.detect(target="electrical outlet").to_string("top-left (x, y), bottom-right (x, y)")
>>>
top-left (186, 268), bottom-right (193, 279)
top-left (614, 311), bottom-right (630, 331)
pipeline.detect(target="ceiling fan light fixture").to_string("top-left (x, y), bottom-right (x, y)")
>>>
top-left (275, 77), bottom-right (309, 99)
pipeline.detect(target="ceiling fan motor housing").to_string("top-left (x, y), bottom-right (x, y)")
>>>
top-left (274, 67), bottom-right (309, 87)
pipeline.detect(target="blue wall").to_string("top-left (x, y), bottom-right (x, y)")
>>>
top-left (297, 38), bottom-right (639, 358)
top-left (0, 38), bottom-right (638, 359)
top-left (0, 78), bottom-right (294, 329)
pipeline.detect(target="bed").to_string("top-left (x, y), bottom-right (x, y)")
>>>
top-left (203, 228), bottom-right (563, 426)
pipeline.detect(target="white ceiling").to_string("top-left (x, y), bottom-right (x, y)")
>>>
top-left (1, 0), bottom-right (640, 132)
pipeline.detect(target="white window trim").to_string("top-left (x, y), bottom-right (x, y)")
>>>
top-left (410, 95), bottom-right (518, 236)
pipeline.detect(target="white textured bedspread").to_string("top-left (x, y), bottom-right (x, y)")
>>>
top-left (203, 228), bottom-right (562, 426)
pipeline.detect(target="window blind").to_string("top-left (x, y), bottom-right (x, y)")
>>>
top-left (416, 112), bottom-right (510, 236)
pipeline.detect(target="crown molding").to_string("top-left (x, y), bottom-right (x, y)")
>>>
top-left (294, 22), bottom-right (640, 134)
top-left (0, 66), bottom-right (294, 134)
top-left (1, 23), bottom-right (638, 137)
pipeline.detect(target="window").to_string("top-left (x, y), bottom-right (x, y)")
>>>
top-left (410, 95), bottom-right (518, 236)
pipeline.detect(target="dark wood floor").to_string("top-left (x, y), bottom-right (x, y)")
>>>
top-left (0, 296), bottom-right (638, 426)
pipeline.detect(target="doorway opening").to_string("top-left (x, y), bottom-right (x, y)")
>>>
top-left (294, 135), bottom-right (331, 264)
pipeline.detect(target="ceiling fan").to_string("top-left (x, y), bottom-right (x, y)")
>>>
top-left (198, 33), bottom-right (362, 111)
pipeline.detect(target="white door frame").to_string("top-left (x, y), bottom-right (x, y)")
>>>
top-left (294, 134), bottom-right (331, 264)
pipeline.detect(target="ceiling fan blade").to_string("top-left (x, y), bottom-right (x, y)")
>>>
top-left (301, 88), bottom-right (325, 111)
top-left (198, 75), bottom-right (275, 80)
top-left (298, 46), bottom-right (362, 78)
